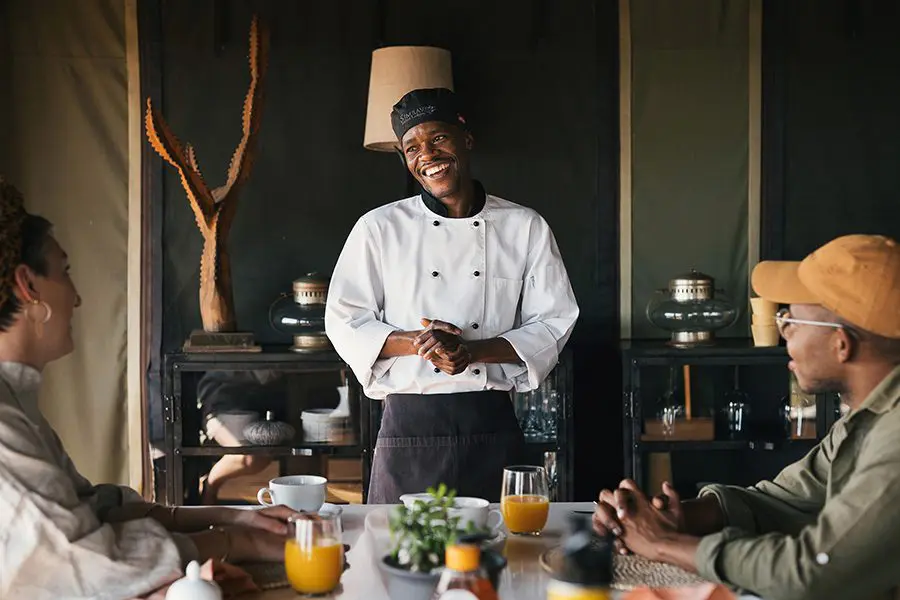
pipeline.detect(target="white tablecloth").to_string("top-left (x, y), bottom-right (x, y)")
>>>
top-left (248, 502), bottom-right (761, 600)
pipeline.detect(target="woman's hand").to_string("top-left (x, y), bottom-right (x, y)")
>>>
top-left (190, 525), bottom-right (288, 564)
top-left (228, 505), bottom-right (300, 535)
top-left (227, 526), bottom-right (291, 563)
top-left (197, 526), bottom-right (351, 564)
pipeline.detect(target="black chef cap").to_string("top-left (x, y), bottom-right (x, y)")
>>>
top-left (391, 88), bottom-right (469, 141)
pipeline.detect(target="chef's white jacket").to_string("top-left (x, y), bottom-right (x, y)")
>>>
top-left (325, 194), bottom-right (579, 400)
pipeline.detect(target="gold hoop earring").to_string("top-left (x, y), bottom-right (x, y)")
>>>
top-left (26, 300), bottom-right (52, 338)
top-left (28, 299), bottom-right (52, 324)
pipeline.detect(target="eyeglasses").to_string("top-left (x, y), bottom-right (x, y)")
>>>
top-left (774, 308), bottom-right (845, 338)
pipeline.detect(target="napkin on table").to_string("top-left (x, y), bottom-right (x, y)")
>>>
top-left (623, 583), bottom-right (736, 600)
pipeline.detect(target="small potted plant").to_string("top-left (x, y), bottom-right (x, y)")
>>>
top-left (376, 484), bottom-right (506, 600)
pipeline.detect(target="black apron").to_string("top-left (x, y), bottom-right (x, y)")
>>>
top-left (368, 390), bottom-right (525, 504)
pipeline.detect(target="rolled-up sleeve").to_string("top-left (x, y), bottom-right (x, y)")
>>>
top-left (325, 217), bottom-right (399, 390)
top-left (499, 215), bottom-right (579, 391)
top-left (694, 418), bottom-right (900, 600)
top-left (697, 435), bottom-right (830, 539)
top-left (0, 407), bottom-right (184, 599)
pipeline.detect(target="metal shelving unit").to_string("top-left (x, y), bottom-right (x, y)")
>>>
top-left (161, 348), bottom-right (369, 506)
top-left (622, 339), bottom-right (839, 492)
top-left (161, 346), bottom-right (576, 505)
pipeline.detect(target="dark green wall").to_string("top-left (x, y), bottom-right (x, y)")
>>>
top-left (767, 0), bottom-right (900, 260)
top-left (158, 1), bottom-right (619, 353)
top-left (152, 0), bottom-right (621, 497)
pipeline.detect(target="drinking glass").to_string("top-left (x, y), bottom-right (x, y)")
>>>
top-left (720, 387), bottom-right (751, 439)
top-left (543, 451), bottom-right (558, 502)
top-left (284, 512), bottom-right (343, 596)
top-left (501, 465), bottom-right (550, 536)
top-left (518, 390), bottom-right (544, 440)
top-left (540, 379), bottom-right (559, 441)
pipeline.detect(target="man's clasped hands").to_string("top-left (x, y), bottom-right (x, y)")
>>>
top-left (590, 478), bottom-right (708, 568)
top-left (413, 318), bottom-right (472, 375)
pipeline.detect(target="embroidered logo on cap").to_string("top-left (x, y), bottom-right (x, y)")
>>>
top-left (398, 105), bottom-right (438, 125)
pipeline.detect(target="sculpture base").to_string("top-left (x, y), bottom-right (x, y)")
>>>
top-left (183, 330), bottom-right (261, 353)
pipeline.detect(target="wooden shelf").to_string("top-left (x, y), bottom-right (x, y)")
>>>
top-left (179, 442), bottom-right (362, 457)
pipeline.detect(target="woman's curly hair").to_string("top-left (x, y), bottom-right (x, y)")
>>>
top-left (0, 178), bottom-right (54, 331)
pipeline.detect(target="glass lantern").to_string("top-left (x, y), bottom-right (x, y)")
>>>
top-left (268, 272), bottom-right (332, 353)
top-left (646, 270), bottom-right (738, 348)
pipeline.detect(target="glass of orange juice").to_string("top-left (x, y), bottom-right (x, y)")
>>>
top-left (284, 512), bottom-right (344, 596)
top-left (501, 465), bottom-right (550, 536)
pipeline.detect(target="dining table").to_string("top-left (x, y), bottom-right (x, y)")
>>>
top-left (245, 502), bottom-right (763, 600)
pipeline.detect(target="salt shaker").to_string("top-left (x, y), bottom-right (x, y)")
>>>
top-left (164, 560), bottom-right (223, 600)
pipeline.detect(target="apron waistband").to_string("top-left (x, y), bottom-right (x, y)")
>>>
top-left (379, 390), bottom-right (519, 439)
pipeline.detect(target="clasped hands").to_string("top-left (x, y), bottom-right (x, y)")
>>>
top-left (591, 479), bottom-right (686, 562)
top-left (413, 318), bottom-right (472, 375)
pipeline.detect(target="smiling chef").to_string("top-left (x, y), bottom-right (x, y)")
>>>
top-left (325, 88), bottom-right (579, 503)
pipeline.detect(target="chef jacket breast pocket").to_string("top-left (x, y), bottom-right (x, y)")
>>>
top-left (489, 276), bottom-right (524, 331)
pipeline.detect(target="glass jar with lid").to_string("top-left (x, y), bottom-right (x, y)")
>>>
top-left (645, 269), bottom-right (738, 347)
top-left (268, 272), bottom-right (332, 352)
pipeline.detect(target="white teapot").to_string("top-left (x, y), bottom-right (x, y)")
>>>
top-left (164, 560), bottom-right (223, 600)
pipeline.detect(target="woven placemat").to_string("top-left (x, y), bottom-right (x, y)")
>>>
top-left (241, 562), bottom-right (291, 591)
top-left (540, 542), bottom-right (708, 590)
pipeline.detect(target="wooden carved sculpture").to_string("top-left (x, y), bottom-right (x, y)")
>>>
top-left (145, 16), bottom-right (268, 334)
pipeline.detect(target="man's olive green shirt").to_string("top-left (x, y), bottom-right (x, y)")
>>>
top-left (696, 365), bottom-right (900, 600)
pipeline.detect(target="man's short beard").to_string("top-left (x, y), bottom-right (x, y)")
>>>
top-left (422, 179), bottom-right (458, 199)
top-left (801, 377), bottom-right (845, 396)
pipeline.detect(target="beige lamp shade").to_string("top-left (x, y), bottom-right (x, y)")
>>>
top-left (363, 46), bottom-right (454, 152)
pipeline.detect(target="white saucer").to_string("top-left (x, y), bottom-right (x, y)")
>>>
top-left (319, 502), bottom-right (343, 517)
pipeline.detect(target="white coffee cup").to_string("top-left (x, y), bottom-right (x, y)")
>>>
top-left (450, 497), bottom-right (503, 534)
top-left (257, 475), bottom-right (326, 512)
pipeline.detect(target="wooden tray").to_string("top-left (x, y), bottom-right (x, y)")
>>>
top-left (642, 417), bottom-right (715, 442)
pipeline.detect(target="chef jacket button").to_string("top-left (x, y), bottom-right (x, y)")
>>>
top-left (473, 368), bottom-right (481, 375)
top-left (473, 271), bottom-right (480, 277)
top-left (431, 271), bottom-right (439, 277)
top-left (472, 323), bottom-right (479, 330)
top-left (434, 367), bottom-right (440, 373)
top-left (473, 221), bottom-right (480, 227)
top-left (816, 553), bottom-right (829, 565)
top-left (433, 220), bottom-right (439, 226)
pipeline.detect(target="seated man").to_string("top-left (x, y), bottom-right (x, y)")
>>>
top-left (594, 234), bottom-right (900, 600)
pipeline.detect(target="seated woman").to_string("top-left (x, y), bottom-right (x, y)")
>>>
top-left (0, 179), bottom-right (296, 598)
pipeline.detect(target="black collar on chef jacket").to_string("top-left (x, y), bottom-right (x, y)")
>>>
top-left (420, 179), bottom-right (487, 218)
